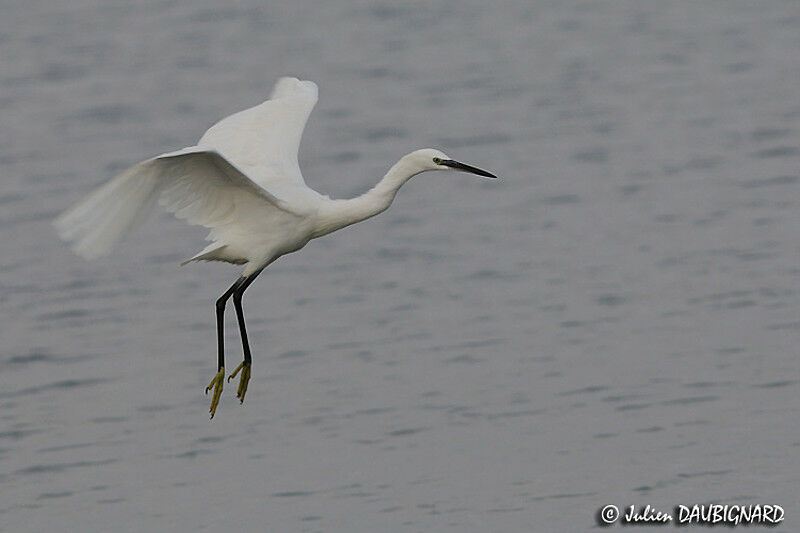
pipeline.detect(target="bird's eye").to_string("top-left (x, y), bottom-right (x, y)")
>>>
top-left (432, 157), bottom-right (442, 165)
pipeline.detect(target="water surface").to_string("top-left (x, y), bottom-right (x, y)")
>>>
top-left (1, 1), bottom-right (797, 531)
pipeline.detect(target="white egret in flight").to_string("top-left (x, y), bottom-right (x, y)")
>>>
top-left (55, 77), bottom-right (497, 418)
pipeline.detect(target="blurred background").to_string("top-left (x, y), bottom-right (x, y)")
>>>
top-left (1, 0), bottom-right (798, 530)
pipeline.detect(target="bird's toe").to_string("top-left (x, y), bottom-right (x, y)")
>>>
top-left (206, 367), bottom-right (225, 418)
top-left (228, 361), bottom-right (252, 404)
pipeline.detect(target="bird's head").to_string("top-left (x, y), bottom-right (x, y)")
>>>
top-left (405, 148), bottom-right (498, 179)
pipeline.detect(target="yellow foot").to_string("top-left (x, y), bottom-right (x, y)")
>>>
top-left (227, 361), bottom-right (251, 404)
top-left (205, 367), bottom-right (225, 419)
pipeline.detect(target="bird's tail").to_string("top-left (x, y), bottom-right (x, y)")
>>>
top-left (54, 160), bottom-right (161, 260)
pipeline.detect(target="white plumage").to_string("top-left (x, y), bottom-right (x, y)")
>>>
top-left (55, 78), bottom-right (321, 275)
top-left (54, 77), bottom-right (497, 417)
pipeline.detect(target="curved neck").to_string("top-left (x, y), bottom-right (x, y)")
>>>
top-left (313, 157), bottom-right (420, 238)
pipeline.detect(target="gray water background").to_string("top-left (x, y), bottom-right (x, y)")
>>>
top-left (1, 1), bottom-right (798, 531)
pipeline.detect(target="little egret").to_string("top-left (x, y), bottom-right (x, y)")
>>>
top-left (55, 77), bottom-right (497, 418)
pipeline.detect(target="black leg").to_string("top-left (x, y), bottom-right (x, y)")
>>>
top-left (215, 278), bottom-right (243, 371)
top-left (228, 269), bottom-right (263, 402)
top-left (206, 276), bottom-right (245, 418)
top-left (232, 270), bottom-right (262, 363)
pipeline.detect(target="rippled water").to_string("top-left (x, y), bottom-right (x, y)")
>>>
top-left (1, 1), bottom-right (798, 531)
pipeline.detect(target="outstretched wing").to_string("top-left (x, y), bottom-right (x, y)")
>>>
top-left (54, 147), bottom-right (301, 261)
top-left (197, 77), bottom-right (318, 190)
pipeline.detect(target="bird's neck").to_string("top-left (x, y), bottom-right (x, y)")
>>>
top-left (313, 157), bottom-right (420, 238)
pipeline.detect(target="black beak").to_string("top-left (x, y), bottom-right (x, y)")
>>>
top-left (440, 159), bottom-right (498, 179)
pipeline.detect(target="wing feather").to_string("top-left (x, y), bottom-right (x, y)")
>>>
top-left (56, 77), bottom-right (319, 263)
top-left (197, 77), bottom-right (318, 189)
top-left (54, 148), bottom-right (302, 261)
